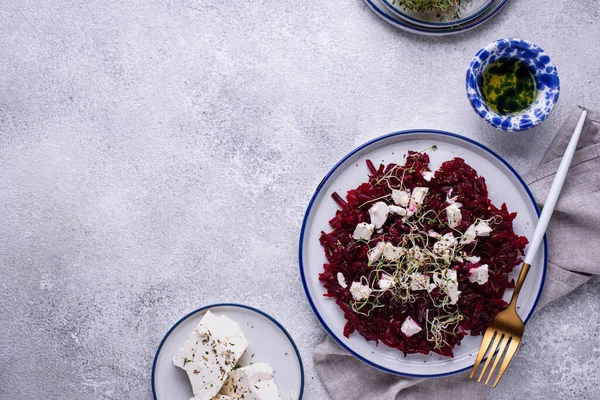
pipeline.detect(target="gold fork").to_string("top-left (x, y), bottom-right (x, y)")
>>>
top-left (470, 109), bottom-right (588, 387)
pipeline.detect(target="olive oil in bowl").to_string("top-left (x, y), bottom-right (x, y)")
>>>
top-left (481, 58), bottom-right (538, 115)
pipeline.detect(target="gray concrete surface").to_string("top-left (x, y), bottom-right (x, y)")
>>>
top-left (1, 0), bottom-right (599, 399)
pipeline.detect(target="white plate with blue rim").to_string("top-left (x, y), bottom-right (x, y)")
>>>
top-left (363, 0), bottom-right (508, 36)
top-left (152, 303), bottom-right (304, 399)
top-left (298, 129), bottom-right (547, 377)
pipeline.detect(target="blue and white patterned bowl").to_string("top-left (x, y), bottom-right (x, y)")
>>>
top-left (466, 38), bottom-right (560, 132)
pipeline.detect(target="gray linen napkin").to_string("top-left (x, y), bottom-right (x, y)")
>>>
top-left (313, 106), bottom-right (599, 400)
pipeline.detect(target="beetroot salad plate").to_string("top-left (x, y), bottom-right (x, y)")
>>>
top-left (299, 130), bottom-right (547, 377)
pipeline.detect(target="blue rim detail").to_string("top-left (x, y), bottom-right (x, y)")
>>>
top-left (380, 0), bottom-right (495, 27)
top-left (151, 303), bottom-right (305, 399)
top-left (363, 0), bottom-right (508, 35)
top-left (298, 129), bottom-right (548, 378)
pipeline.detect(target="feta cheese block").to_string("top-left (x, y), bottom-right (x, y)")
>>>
top-left (388, 205), bottom-right (407, 216)
top-left (350, 281), bottom-right (372, 301)
top-left (382, 243), bottom-right (405, 261)
top-left (469, 264), bottom-right (489, 285)
top-left (368, 201), bottom-right (389, 229)
top-left (220, 363), bottom-right (281, 400)
top-left (465, 255), bottom-right (481, 264)
top-left (378, 273), bottom-right (395, 290)
top-left (461, 221), bottom-right (492, 244)
top-left (409, 272), bottom-right (430, 291)
top-left (460, 224), bottom-right (477, 245)
top-left (433, 233), bottom-right (457, 255)
top-left (352, 222), bottom-right (375, 241)
top-left (433, 269), bottom-right (461, 305)
top-left (474, 221), bottom-right (492, 236)
top-left (173, 311), bottom-right (249, 400)
top-left (367, 242), bottom-right (386, 264)
top-left (427, 230), bottom-right (442, 240)
top-left (410, 187), bottom-right (429, 206)
top-left (400, 316), bottom-right (422, 337)
top-left (391, 189), bottom-right (410, 207)
top-left (408, 246), bottom-right (426, 264)
top-left (445, 202), bottom-right (462, 228)
top-left (337, 272), bottom-right (347, 288)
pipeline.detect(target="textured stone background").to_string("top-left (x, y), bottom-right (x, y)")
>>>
top-left (1, 0), bottom-right (599, 399)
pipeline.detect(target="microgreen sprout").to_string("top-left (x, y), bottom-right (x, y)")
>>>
top-left (425, 309), bottom-right (464, 349)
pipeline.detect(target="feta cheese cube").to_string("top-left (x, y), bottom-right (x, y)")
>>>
top-left (173, 311), bottom-right (249, 399)
top-left (337, 272), bottom-right (347, 288)
top-left (445, 202), bottom-right (462, 228)
top-left (475, 221), bottom-right (492, 236)
top-left (461, 220), bottom-right (492, 244)
top-left (400, 316), bottom-right (422, 337)
top-left (469, 264), bottom-right (489, 285)
top-left (409, 246), bottom-right (426, 265)
top-left (445, 283), bottom-right (460, 305)
top-left (350, 281), bottom-right (372, 301)
top-left (368, 201), bottom-right (390, 229)
top-left (368, 242), bottom-right (386, 264)
top-left (465, 255), bottom-right (481, 264)
top-left (383, 243), bottom-right (405, 261)
top-left (460, 224), bottom-right (477, 245)
top-left (427, 230), bottom-right (442, 240)
top-left (352, 222), bottom-right (375, 241)
top-left (433, 233), bottom-right (457, 255)
top-left (422, 171), bottom-right (434, 182)
top-left (433, 269), bottom-right (454, 287)
top-left (220, 362), bottom-right (281, 400)
top-left (391, 189), bottom-right (410, 207)
top-left (389, 205), bottom-right (407, 216)
top-left (433, 269), bottom-right (461, 305)
top-left (411, 187), bottom-right (429, 206)
top-left (378, 273), bottom-right (395, 290)
top-left (409, 273), bottom-right (430, 291)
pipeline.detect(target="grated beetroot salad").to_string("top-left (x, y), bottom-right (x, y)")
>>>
top-left (318, 150), bottom-right (528, 357)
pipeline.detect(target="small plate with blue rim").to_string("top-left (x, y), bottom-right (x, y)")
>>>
top-left (152, 303), bottom-right (304, 399)
top-left (363, 0), bottom-right (508, 36)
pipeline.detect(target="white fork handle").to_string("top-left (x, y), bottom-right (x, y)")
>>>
top-left (524, 110), bottom-right (587, 265)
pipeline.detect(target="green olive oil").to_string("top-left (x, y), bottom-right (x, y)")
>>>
top-left (481, 58), bottom-right (537, 115)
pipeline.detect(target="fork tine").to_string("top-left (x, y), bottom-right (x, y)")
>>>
top-left (470, 328), bottom-right (496, 378)
top-left (485, 334), bottom-right (510, 385)
top-left (492, 337), bottom-right (521, 388)
top-left (478, 332), bottom-right (503, 382)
